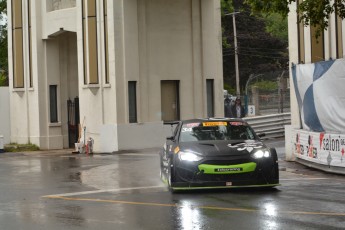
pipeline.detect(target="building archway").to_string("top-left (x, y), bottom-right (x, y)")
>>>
top-left (46, 31), bottom-right (79, 149)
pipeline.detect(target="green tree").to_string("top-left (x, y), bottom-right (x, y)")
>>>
top-left (0, 0), bottom-right (7, 86)
top-left (263, 13), bottom-right (288, 42)
top-left (245, 0), bottom-right (345, 37)
top-left (252, 80), bottom-right (278, 91)
top-left (221, 0), bottom-right (288, 92)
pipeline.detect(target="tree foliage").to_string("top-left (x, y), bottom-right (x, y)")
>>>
top-left (252, 80), bottom-right (278, 91)
top-left (221, 0), bottom-right (288, 93)
top-left (245, 0), bottom-right (345, 37)
top-left (263, 13), bottom-right (288, 42)
top-left (0, 0), bottom-right (7, 86)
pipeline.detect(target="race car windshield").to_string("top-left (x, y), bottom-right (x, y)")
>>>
top-left (179, 121), bottom-right (256, 142)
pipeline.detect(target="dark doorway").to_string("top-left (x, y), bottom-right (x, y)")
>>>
top-left (161, 80), bottom-right (180, 121)
top-left (67, 97), bottom-right (80, 148)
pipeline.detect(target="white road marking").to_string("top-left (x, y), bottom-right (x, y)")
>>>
top-left (43, 185), bottom-right (165, 198)
top-left (280, 178), bottom-right (329, 181)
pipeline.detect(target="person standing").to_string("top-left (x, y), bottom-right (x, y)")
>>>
top-left (224, 96), bottom-right (234, 117)
top-left (224, 96), bottom-right (234, 118)
top-left (231, 97), bottom-right (245, 118)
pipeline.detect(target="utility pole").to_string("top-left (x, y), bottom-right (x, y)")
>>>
top-left (225, 12), bottom-right (240, 97)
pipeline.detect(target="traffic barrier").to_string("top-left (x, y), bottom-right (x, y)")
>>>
top-left (244, 113), bottom-right (291, 139)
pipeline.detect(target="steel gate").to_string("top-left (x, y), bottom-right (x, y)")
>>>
top-left (67, 97), bottom-right (80, 148)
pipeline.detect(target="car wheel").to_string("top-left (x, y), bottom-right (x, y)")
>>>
top-left (167, 159), bottom-right (175, 192)
top-left (159, 155), bottom-right (164, 180)
top-left (270, 148), bottom-right (279, 183)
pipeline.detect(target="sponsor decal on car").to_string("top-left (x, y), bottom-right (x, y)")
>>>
top-left (227, 140), bottom-right (263, 153)
top-left (198, 162), bottom-right (257, 174)
top-left (229, 122), bottom-right (244, 126)
top-left (215, 168), bottom-right (242, 172)
top-left (202, 122), bottom-right (227, 127)
top-left (186, 123), bottom-right (200, 128)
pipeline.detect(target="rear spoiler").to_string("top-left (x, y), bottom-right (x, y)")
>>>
top-left (163, 121), bottom-right (180, 125)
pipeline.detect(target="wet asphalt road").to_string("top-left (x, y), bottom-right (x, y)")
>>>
top-left (1, 139), bottom-right (345, 230)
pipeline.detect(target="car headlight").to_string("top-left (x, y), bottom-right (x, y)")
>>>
top-left (252, 149), bottom-right (270, 159)
top-left (179, 151), bottom-right (203, 162)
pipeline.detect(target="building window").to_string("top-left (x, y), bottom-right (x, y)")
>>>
top-left (103, 0), bottom-right (109, 84)
top-left (82, 0), bottom-right (86, 84)
top-left (297, 0), bottom-right (305, 64)
top-left (28, 0), bottom-right (33, 87)
top-left (87, 0), bottom-right (98, 84)
top-left (310, 26), bottom-right (324, 63)
top-left (335, 11), bottom-right (343, 59)
top-left (49, 85), bottom-right (58, 123)
top-left (128, 81), bottom-right (137, 123)
top-left (206, 79), bottom-right (214, 117)
top-left (12, 0), bottom-right (24, 88)
top-left (82, 0), bottom-right (99, 84)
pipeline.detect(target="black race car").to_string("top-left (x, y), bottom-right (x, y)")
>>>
top-left (160, 118), bottom-right (279, 191)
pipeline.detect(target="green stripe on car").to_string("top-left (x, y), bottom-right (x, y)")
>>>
top-left (198, 162), bottom-right (257, 174)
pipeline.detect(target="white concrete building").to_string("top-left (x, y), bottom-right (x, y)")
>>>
top-left (287, 1), bottom-right (345, 161)
top-left (0, 87), bottom-right (10, 145)
top-left (8, 0), bottom-right (224, 152)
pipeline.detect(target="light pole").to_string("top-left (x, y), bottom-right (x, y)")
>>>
top-left (225, 12), bottom-right (240, 97)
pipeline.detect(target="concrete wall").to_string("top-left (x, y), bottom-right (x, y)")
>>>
top-left (99, 122), bottom-right (172, 152)
top-left (0, 87), bottom-right (10, 144)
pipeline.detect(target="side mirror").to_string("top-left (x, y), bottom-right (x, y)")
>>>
top-left (167, 136), bottom-right (175, 141)
top-left (258, 133), bottom-right (266, 138)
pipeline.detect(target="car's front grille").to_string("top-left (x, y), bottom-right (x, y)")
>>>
top-left (202, 155), bottom-right (251, 166)
top-left (176, 166), bottom-right (259, 183)
top-left (202, 159), bottom-right (250, 166)
top-left (195, 172), bottom-right (258, 182)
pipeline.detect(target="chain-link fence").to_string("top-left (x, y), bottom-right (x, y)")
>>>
top-left (224, 71), bottom-right (291, 117)
top-left (246, 88), bottom-right (290, 115)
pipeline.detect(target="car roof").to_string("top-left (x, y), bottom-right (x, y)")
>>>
top-left (181, 118), bottom-right (245, 124)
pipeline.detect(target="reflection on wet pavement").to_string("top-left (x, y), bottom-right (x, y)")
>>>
top-left (1, 147), bottom-right (345, 229)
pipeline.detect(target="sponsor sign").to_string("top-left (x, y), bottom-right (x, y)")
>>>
top-left (292, 129), bottom-right (345, 167)
top-left (248, 105), bottom-right (255, 116)
top-left (186, 123), bottom-right (200, 128)
top-left (215, 168), bottom-right (242, 172)
top-left (203, 122), bottom-right (227, 127)
top-left (229, 122), bottom-right (244, 126)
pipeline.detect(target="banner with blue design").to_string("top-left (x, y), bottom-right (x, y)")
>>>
top-left (292, 59), bottom-right (345, 133)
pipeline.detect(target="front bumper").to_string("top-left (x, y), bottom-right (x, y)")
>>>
top-left (172, 158), bottom-right (279, 189)
top-left (171, 183), bottom-right (280, 191)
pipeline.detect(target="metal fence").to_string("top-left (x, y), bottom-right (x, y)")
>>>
top-left (247, 88), bottom-right (290, 115)
top-left (244, 113), bottom-right (291, 139)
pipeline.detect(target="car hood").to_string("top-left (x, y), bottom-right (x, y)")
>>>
top-left (178, 140), bottom-right (266, 156)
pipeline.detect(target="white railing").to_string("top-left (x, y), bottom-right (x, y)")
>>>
top-left (244, 113), bottom-right (291, 139)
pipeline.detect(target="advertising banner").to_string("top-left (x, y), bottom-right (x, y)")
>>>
top-left (292, 58), bottom-right (345, 133)
top-left (292, 129), bottom-right (345, 167)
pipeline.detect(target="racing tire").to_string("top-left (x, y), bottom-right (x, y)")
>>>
top-left (270, 148), bottom-right (280, 184)
top-left (167, 159), bottom-right (176, 193)
top-left (159, 155), bottom-right (164, 181)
